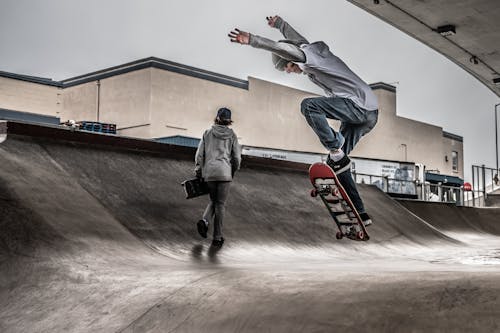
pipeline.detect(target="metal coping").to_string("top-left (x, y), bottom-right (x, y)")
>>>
top-left (1, 121), bottom-right (309, 172)
top-left (369, 82), bottom-right (396, 92)
top-left (0, 71), bottom-right (62, 87)
top-left (62, 57), bottom-right (247, 90)
top-left (1, 57), bottom-right (248, 90)
top-left (442, 131), bottom-right (463, 142)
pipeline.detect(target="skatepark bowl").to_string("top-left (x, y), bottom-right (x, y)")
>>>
top-left (1, 121), bottom-right (500, 333)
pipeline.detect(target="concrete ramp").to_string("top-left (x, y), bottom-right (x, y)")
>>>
top-left (399, 200), bottom-right (500, 236)
top-left (2, 122), bottom-right (500, 333)
top-left (0, 125), bottom-right (458, 262)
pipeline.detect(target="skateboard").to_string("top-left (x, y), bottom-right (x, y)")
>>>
top-left (309, 162), bottom-right (369, 241)
top-left (181, 177), bottom-right (209, 199)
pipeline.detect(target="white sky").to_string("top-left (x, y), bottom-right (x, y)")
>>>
top-left (1, 0), bottom-right (499, 182)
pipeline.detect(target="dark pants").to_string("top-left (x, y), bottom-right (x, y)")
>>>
top-left (301, 96), bottom-right (379, 214)
top-left (337, 170), bottom-right (365, 214)
top-left (203, 181), bottom-right (231, 240)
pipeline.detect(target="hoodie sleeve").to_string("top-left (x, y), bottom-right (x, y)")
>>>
top-left (274, 16), bottom-right (309, 45)
top-left (231, 133), bottom-right (242, 176)
top-left (194, 131), bottom-right (206, 177)
top-left (249, 34), bottom-right (306, 63)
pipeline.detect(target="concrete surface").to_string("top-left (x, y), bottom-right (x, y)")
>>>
top-left (485, 194), bottom-right (500, 207)
top-left (1, 128), bottom-right (500, 332)
top-left (347, 0), bottom-right (500, 97)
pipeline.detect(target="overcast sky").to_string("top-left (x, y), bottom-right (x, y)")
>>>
top-left (1, 0), bottom-right (499, 182)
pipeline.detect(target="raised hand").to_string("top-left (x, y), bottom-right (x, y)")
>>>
top-left (266, 15), bottom-right (280, 28)
top-left (228, 28), bottom-right (250, 44)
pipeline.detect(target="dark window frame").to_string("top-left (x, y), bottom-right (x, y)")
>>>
top-left (451, 151), bottom-right (458, 172)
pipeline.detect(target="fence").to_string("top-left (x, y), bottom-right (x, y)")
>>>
top-left (354, 173), bottom-right (416, 196)
top-left (466, 164), bottom-right (500, 207)
top-left (353, 172), bottom-right (480, 207)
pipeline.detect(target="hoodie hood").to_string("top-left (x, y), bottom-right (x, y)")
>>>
top-left (211, 125), bottom-right (234, 139)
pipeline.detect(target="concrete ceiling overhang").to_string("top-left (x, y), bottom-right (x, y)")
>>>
top-left (347, 0), bottom-right (500, 97)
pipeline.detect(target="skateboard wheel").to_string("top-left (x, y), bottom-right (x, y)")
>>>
top-left (336, 231), bottom-right (343, 240)
top-left (310, 189), bottom-right (318, 197)
top-left (356, 231), bottom-right (365, 240)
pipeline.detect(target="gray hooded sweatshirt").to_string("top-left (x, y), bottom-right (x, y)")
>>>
top-left (249, 17), bottom-right (378, 111)
top-left (195, 125), bottom-right (241, 181)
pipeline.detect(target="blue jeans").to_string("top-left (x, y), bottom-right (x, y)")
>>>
top-left (301, 96), bottom-right (378, 214)
top-left (301, 97), bottom-right (378, 154)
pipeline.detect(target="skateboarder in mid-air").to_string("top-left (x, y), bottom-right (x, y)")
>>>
top-left (195, 107), bottom-right (241, 247)
top-left (228, 15), bottom-right (378, 226)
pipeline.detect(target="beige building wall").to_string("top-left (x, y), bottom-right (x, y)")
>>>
top-left (149, 68), bottom-right (246, 140)
top-left (0, 60), bottom-right (464, 179)
top-left (148, 70), bottom-right (322, 151)
top-left (236, 77), bottom-right (321, 151)
top-left (351, 88), bottom-right (462, 177)
top-left (101, 69), bottom-right (152, 137)
top-left (62, 69), bottom-right (153, 138)
top-left (0, 76), bottom-right (62, 116)
top-left (442, 135), bottom-right (464, 176)
top-left (62, 81), bottom-right (98, 122)
top-left (147, 70), bottom-right (463, 179)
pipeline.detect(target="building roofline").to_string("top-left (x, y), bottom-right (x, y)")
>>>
top-left (369, 82), bottom-right (396, 92)
top-left (0, 71), bottom-right (62, 87)
top-left (2, 57), bottom-right (400, 93)
top-left (442, 131), bottom-right (463, 142)
top-left (61, 57), bottom-right (249, 89)
top-left (1, 57), bottom-right (249, 90)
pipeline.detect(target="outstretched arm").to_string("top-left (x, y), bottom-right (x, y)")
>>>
top-left (266, 15), bottom-right (309, 45)
top-left (228, 29), bottom-right (305, 63)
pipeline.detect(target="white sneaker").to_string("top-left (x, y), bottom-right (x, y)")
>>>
top-left (360, 213), bottom-right (373, 227)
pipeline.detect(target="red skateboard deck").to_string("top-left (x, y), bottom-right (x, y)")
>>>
top-left (309, 162), bottom-right (369, 241)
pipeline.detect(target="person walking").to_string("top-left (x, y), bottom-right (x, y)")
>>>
top-left (228, 15), bottom-right (378, 226)
top-left (195, 107), bottom-right (241, 247)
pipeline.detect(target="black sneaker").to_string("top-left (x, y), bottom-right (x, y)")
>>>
top-left (197, 219), bottom-right (208, 238)
top-left (359, 213), bottom-right (373, 227)
top-left (326, 154), bottom-right (351, 174)
top-left (211, 237), bottom-right (225, 247)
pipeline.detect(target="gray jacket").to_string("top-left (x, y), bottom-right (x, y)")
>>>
top-left (249, 17), bottom-right (378, 111)
top-left (195, 125), bottom-right (241, 181)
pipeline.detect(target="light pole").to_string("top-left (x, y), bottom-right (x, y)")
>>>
top-left (496, 103), bottom-right (500, 174)
top-left (495, 103), bottom-right (500, 186)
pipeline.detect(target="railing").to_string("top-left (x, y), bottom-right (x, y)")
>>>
top-left (353, 172), bottom-right (484, 207)
top-left (353, 173), bottom-right (416, 196)
top-left (472, 165), bottom-right (500, 200)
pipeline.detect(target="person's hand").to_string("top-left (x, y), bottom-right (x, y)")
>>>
top-left (228, 29), bottom-right (250, 44)
top-left (266, 15), bottom-right (280, 28)
top-left (195, 169), bottom-right (202, 179)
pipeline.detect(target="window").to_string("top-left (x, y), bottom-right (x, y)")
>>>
top-left (452, 151), bottom-right (458, 172)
